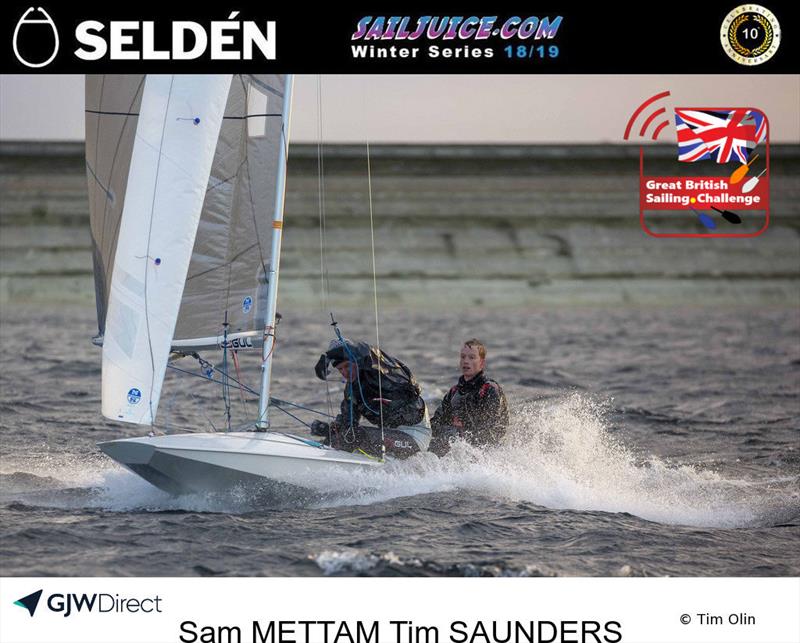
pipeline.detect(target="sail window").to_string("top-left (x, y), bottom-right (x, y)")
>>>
top-left (247, 84), bottom-right (269, 137)
top-left (107, 300), bottom-right (140, 359)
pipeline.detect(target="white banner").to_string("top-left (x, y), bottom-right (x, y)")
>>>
top-left (0, 577), bottom-right (798, 643)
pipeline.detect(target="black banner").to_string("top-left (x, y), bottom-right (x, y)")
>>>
top-left (2, 2), bottom-right (798, 73)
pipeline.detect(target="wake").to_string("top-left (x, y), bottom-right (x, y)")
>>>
top-left (2, 394), bottom-right (797, 527)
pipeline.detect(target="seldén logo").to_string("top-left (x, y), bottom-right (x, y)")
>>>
top-left (12, 589), bottom-right (163, 618)
top-left (11, 7), bottom-right (276, 68)
top-left (12, 8), bottom-right (59, 68)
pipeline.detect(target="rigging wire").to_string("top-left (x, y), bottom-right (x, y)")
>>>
top-left (316, 75), bottom-right (335, 420)
top-left (316, 75), bottom-right (331, 315)
top-left (231, 349), bottom-right (250, 420)
top-left (363, 81), bottom-right (386, 461)
top-left (168, 362), bottom-right (256, 396)
top-left (222, 312), bottom-right (232, 432)
top-left (271, 403), bottom-right (313, 429)
top-left (314, 78), bottom-right (386, 460)
top-left (191, 387), bottom-right (219, 433)
top-left (170, 359), bottom-right (335, 418)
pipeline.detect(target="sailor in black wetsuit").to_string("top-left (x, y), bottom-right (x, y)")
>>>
top-left (312, 337), bottom-right (430, 458)
top-left (429, 338), bottom-right (509, 456)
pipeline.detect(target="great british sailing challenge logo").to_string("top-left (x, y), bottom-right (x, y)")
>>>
top-left (624, 91), bottom-right (770, 238)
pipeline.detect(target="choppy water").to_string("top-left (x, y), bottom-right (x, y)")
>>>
top-left (1, 304), bottom-right (798, 576)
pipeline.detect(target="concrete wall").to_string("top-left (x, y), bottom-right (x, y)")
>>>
top-left (2, 142), bottom-right (798, 309)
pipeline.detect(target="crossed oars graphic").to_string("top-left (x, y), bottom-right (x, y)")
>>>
top-left (692, 154), bottom-right (765, 229)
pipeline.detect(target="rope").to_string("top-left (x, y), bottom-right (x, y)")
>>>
top-left (272, 397), bottom-right (335, 418)
top-left (316, 75), bottom-right (331, 314)
top-left (363, 85), bottom-right (386, 461)
top-left (231, 349), bottom-right (250, 420)
top-left (168, 362), bottom-right (334, 419)
top-left (168, 362), bottom-right (257, 396)
top-left (222, 313), bottom-right (232, 432)
top-left (260, 324), bottom-right (277, 370)
top-left (272, 403), bottom-right (313, 429)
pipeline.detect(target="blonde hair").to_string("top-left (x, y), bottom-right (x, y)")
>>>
top-left (463, 338), bottom-right (486, 359)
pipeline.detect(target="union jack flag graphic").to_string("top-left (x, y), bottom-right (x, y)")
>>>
top-left (675, 108), bottom-right (766, 163)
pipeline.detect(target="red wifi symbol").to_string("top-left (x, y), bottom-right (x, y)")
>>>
top-left (624, 91), bottom-right (672, 141)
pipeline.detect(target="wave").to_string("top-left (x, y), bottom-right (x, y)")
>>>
top-left (311, 549), bottom-right (554, 577)
top-left (301, 393), bottom-right (800, 528)
top-left (2, 394), bottom-right (797, 527)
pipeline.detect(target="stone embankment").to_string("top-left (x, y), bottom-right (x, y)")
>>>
top-left (2, 142), bottom-right (798, 308)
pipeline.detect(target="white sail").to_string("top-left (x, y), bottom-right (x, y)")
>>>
top-left (101, 75), bottom-right (232, 424)
top-left (172, 75), bottom-right (288, 351)
top-left (93, 75), bottom-right (397, 497)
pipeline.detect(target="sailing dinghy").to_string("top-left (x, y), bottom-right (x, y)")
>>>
top-left (87, 74), bottom-right (383, 496)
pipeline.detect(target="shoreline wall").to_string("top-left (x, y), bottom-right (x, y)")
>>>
top-left (2, 142), bottom-right (799, 309)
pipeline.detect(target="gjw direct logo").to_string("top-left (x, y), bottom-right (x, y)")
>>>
top-left (13, 590), bottom-right (43, 616)
top-left (13, 589), bottom-right (163, 617)
top-left (11, 6), bottom-right (276, 68)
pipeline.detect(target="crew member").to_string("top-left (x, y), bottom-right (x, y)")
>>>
top-left (429, 338), bottom-right (509, 456)
top-left (312, 337), bottom-right (429, 458)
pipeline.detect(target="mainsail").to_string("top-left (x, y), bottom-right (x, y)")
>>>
top-left (86, 74), bottom-right (289, 426)
top-left (174, 75), bottom-right (288, 350)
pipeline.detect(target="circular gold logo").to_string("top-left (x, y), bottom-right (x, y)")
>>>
top-left (721, 5), bottom-right (781, 65)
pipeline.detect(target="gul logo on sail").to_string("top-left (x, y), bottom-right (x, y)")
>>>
top-left (12, 7), bottom-right (60, 68)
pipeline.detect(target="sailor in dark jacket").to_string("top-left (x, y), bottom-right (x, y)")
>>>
top-left (429, 338), bottom-right (509, 456)
top-left (312, 337), bottom-right (429, 458)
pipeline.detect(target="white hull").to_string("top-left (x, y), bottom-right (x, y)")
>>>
top-left (98, 431), bottom-right (381, 497)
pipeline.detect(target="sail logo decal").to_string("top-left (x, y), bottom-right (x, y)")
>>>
top-left (219, 337), bottom-right (255, 349)
top-left (242, 296), bottom-right (253, 314)
top-left (127, 388), bottom-right (142, 404)
top-left (12, 7), bottom-right (60, 68)
top-left (14, 590), bottom-right (43, 617)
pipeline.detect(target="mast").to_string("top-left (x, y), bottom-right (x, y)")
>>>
top-left (257, 74), bottom-right (293, 430)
